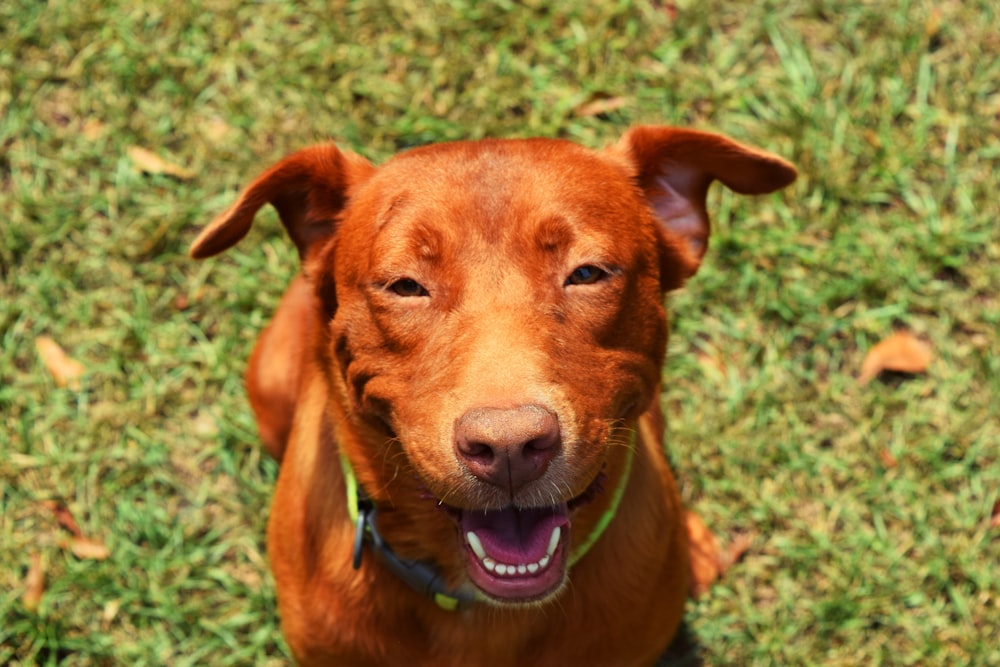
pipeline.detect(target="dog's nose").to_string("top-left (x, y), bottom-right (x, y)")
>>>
top-left (454, 405), bottom-right (561, 494)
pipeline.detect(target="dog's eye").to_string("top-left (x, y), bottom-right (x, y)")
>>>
top-left (565, 265), bottom-right (607, 286)
top-left (389, 278), bottom-right (429, 297)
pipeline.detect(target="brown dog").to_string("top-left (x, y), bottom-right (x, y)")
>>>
top-left (190, 126), bottom-right (795, 665)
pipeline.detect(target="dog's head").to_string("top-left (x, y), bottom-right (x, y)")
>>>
top-left (192, 127), bottom-right (795, 604)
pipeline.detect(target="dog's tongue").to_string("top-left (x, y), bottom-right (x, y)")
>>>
top-left (462, 505), bottom-right (567, 564)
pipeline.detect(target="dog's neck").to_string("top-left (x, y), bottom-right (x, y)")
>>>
top-left (338, 444), bottom-right (636, 611)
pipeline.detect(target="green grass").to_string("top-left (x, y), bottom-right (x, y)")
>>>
top-left (2, 0), bottom-right (997, 664)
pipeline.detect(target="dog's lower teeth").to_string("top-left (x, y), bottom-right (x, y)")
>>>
top-left (466, 525), bottom-right (563, 577)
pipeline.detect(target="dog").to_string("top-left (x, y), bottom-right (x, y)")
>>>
top-left (190, 125), bottom-right (795, 665)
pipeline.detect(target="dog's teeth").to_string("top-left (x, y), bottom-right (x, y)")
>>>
top-left (472, 526), bottom-right (563, 577)
top-left (466, 531), bottom-right (487, 560)
top-left (547, 526), bottom-right (561, 556)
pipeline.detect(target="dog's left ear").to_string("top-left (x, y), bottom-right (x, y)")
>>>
top-left (609, 125), bottom-right (797, 289)
top-left (190, 144), bottom-right (375, 260)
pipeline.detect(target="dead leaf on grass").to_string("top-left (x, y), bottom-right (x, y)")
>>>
top-left (127, 146), bottom-right (195, 180)
top-left (925, 7), bottom-right (943, 40)
top-left (573, 94), bottom-right (628, 118)
top-left (22, 553), bottom-right (46, 611)
top-left (863, 129), bottom-right (882, 149)
top-left (880, 448), bottom-right (899, 469)
top-left (990, 498), bottom-right (1000, 530)
top-left (68, 536), bottom-right (111, 561)
top-left (44, 501), bottom-right (111, 560)
top-left (695, 348), bottom-right (727, 379)
top-left (82, 118), bottom-right (107, 141)
top-left (686, 511), bottom-right (721, 597)
top-left (42, 499), bottom-right (84, 537)
top-left (102, 599), bottom-right (122, 630)
top-left (650, 0), bottom-right (679, 20)
top-left (858, 331), bottom-right (933, 385)
top-left (35, 336), bottom-right (86, 389)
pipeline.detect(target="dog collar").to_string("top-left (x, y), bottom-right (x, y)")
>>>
top-left (340, 440), bottom-right (634, 611)
top-left (344, 456), bottom-right (477, 611)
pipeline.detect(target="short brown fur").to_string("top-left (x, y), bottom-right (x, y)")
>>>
top-left (191, 126), bottom-right (795, 665)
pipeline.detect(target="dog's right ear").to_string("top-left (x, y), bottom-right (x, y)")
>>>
top-left (189, 144), bottom-right (375, 260)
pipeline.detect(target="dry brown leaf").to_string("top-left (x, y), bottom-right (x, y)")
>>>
top-left (127, 146), bottom-right (195, 180)
top-left (35, 336), bottom-right (86, 389)
top-left (990, 498), bottom-right (1000, 530)
top-left (859, 331), bottom-right (933, 385)
top-left (650, 0), bottom-right (679, 19)
top-left (102, 599), bottom-right (122, 630)
top-left (863, 129), bottom-right (882, 149)
top-left (42, 499), bottom-right (83, 537)
top-left (573, 95), bottom-right (628, 118)
top-left (880, 448), bottom-right (899, 469)
top-left (925, 7), bottom-right (943, 39)
top-left (695, 349), bottom-right (727, 378)
top-left (82, 118), bottom-right (107, 141)
top-left (686, 511), bottom-right (721, 597)
top-left (68, 536), bottom-right (111, 561)
top-left (45, 501), bottom-right (110, 560)
top-left (22, 553), bottom-right (46, 611)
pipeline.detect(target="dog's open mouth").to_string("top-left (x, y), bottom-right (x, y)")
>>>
top-left (461, 504), bottom-right (569, 601)
top-left (449, 472), bottom-right (604, 603)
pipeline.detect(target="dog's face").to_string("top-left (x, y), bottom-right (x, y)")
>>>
top-left (324, 140), bottom-right (670, 601)
top-left (191, 127), bottom-right (796, 604)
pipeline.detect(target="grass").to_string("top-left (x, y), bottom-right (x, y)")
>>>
top-left (1, 0), bottom-right (997, 664)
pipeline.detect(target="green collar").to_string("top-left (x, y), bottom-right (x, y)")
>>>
top-left (341, 439), bottom-right (634, 612)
